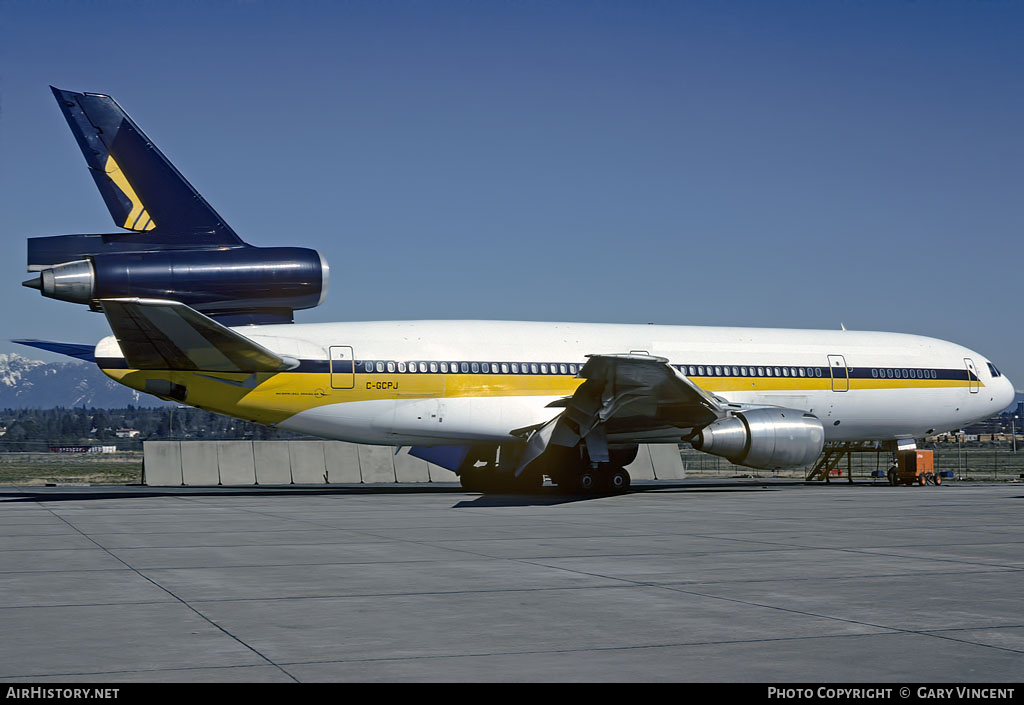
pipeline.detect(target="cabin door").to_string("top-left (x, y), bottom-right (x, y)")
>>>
top-left (330, 346), bottom-right (355, 389)
top-left (964, 358), bottom-right (980, 394)
top-left (827, 354), bottom-right (849, 392)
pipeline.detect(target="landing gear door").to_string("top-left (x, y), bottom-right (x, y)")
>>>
top-left (964, 358), bottom-right (980, 394)
top-left (330, 346), bottom-right (354, 389)
top-left (828, 354), bottom-right (849, 392)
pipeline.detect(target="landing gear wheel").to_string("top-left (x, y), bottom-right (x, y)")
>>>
top-left (608, 468), bottom-right (631, 494)
top-left (577, 471), bottom-right (600, 494)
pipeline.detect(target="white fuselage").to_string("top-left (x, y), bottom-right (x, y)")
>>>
top-left (211, 320), bottom-right (1015, 447)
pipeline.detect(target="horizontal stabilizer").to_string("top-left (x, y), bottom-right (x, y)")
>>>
top-left (12, 339), bottom-right (96, 363)
top-left (99, 298), bottom-right (298, 372)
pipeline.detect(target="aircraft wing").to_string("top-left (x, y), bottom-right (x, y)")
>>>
top-left (516, 354), bottom-right (724, 474)
top-left (99, 298), bottom-right (298, 373)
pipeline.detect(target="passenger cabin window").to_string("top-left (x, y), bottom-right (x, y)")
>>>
top-left (461, 362), bottom-right (469, 373)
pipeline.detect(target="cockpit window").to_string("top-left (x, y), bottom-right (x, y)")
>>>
top-left (987, 362), bottom-right (1001, 378)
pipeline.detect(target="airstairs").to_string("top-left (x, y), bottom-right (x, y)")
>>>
top-left (806, 441), bottom-right (885, 482)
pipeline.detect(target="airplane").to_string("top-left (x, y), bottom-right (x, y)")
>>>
top-left (18, 87), bottom-right (1016, 494)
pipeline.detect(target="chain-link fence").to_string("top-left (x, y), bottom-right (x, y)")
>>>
top-left (680, 445), bottom-right (1024, 481)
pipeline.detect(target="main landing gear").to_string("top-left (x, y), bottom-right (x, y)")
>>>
top-left (556, 465), bottom-right (631, 495)
top-left (458, 465), bottom-right (630, 495)
top-left (456, 444), bottom-right (635, 496)
top-left (550, 444), bottom-right (636, 496)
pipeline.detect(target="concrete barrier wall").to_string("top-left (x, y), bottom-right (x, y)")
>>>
top-left (289, 441), bottom-right (327, 484)
top-left (625, 445), bottom-right (657, 480)
top-left (357, 445), bottom-right (398, 484)
top-left (143, 441), bottom-right (183, 487)
top-left (324, 442), bottom-right (361, 484)
top-left (393, 448), bottom-right (431, 483)
top-left (649, 443), bottom-right (687, 480)
top-left (179, 442), bottom-right (219, 486)
top-left (253, 441), bottom-right (291, 485)
top-left (217, 441), bottom-right (256, 485)
top-left (143, 441), bottom-right (686, 486)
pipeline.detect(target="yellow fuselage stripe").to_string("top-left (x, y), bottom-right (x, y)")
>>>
top-left (101, 369), bottom-right (980, 427)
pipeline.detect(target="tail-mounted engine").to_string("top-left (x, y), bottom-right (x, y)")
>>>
top-left (24, 246), bottom-right (328, 325)
top-left (692, 407), bottom-right (824, 470)
top-left (23, 87), bottom-right (329, 325)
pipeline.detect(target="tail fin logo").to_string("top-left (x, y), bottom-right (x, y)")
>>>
top-left (104, 155), bottom-right (156, 231)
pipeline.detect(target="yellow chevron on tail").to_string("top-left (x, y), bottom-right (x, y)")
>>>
top-left (103, 155), bottom-right (155, 231)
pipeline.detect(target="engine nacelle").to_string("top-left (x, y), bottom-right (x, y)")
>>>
top-left (24, 246), bottom-right (328, 324)
top-left (692, 407), bottom-right (824, 470)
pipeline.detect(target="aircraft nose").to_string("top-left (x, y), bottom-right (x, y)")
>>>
top-left (1000, 375), bottom-right (1016, 411)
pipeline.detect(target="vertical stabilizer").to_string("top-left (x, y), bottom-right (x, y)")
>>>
top-left (50, 86), bottom-right (242, 244)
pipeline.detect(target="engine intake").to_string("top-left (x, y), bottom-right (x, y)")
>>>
top-left (692, 407), bottom-right (824, 469)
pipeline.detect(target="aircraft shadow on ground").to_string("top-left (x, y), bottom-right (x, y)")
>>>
top-left (0, 480), bottom-right (803, 506)
top-left (450, 482), bottom-right (789, 507)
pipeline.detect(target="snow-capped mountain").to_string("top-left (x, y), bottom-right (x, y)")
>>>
top-left (0, 353), bottom-right (165, 408)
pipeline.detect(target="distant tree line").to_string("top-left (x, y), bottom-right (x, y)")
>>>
top-left (0, 406), bottom-right (313, 452)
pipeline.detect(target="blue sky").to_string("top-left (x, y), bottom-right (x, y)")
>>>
top-left (1, 1), bottom-right (1022, 390)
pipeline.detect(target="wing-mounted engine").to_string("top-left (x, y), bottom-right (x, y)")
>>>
top-left (691, 407), bottom-right (824, 470)
top-left (22, 87), bottom-right (328, 325)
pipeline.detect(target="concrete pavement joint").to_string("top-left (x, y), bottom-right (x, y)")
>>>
top-left (36, 504), bottom-right (301, 683)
